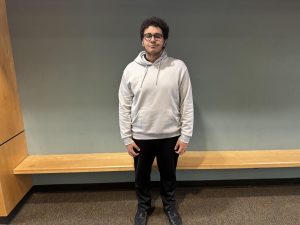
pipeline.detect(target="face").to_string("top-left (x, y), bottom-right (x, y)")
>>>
top-left (142, 26), bottom-right (165, 55)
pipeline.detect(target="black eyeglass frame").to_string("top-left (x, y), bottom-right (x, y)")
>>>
top-left (143, 33), bottom-right (164, 41)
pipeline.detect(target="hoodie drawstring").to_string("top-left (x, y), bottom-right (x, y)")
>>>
top-left (140, 61), bottom-right (162, 88)
top-left (155, 60), bottom-right (162, 86)
top-left (137, 51), bottom-right (166, 88)
top-left (140, 65), bottom-right (148, 88)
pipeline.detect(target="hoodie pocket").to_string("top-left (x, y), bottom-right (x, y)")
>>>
top-left (132, 109), bottom-right (180, 134)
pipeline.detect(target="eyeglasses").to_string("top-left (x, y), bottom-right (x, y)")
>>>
top-left (143, 33), bottom-right (164, 41)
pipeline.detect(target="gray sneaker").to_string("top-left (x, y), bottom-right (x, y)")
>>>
top-left (134, 208), bottom-right (148, 225)
top-left (164, 208), bottom-right (182, 225)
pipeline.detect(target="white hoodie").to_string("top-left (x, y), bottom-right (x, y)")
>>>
top-left (119, 51), bottom-right (193, 145)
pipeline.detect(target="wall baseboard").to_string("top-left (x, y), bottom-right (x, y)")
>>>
top-left (32, 178), bottom-right (300, 192)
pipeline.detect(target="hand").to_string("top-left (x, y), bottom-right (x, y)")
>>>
top-left (126, 142), bottom-right (140, 157)
top-left (174, 139), bottom-right (188, 155)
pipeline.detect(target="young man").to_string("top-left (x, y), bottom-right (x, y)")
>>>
top-left (119, 17), bottom-right (193, 225)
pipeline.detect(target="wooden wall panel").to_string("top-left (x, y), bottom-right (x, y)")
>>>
top-left (0, 1), bottom-right (32, 217)
top-left (0, 133), bottom-right (32, 217)
top-left (0, 0), bottom-right (24, 145)
top-left (0, 183), bottom-right (5, 216)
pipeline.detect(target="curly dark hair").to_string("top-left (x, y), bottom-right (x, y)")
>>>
top-left (140, 17), bottom-right (169, 41)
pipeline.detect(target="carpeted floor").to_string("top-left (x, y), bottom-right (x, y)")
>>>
top-left (3, 184), bottom-right (300, 225)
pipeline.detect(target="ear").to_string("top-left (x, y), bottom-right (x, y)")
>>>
top-left (142, 42), bottom-right (144, 46)
top-left (163, 41), bottom-right (167, 47)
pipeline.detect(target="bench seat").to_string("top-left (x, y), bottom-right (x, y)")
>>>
top-left (13, 149), bottom-right (300, 174)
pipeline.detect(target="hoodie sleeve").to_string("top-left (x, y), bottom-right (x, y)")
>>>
top-left (179, 67), bottom-right (194, 143)
top-left (118, 70), bottom-right (134, 146)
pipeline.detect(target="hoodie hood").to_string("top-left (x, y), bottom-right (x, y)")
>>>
top-left (134, 51), bottom-right (168, 87)
top-left (134, 50), bottom-right (167, 66)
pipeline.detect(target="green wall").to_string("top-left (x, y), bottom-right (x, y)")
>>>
top-left (6, 0), bottom-right (300, 184)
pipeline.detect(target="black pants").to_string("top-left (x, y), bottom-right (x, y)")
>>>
top-left (133, 136), bottom-right (179, 212)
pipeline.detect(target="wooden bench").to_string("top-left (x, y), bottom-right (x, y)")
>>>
top-left (13, 149), bottom-right (300, 174)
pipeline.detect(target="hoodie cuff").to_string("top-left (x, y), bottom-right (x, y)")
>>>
top-left (123, 137), bottom-right (134, 146)
top-left (179, 134), bottom-right (190, 144)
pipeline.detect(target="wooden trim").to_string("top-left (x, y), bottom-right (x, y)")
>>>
top-left (13, 149), bottom-right (300, 175)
